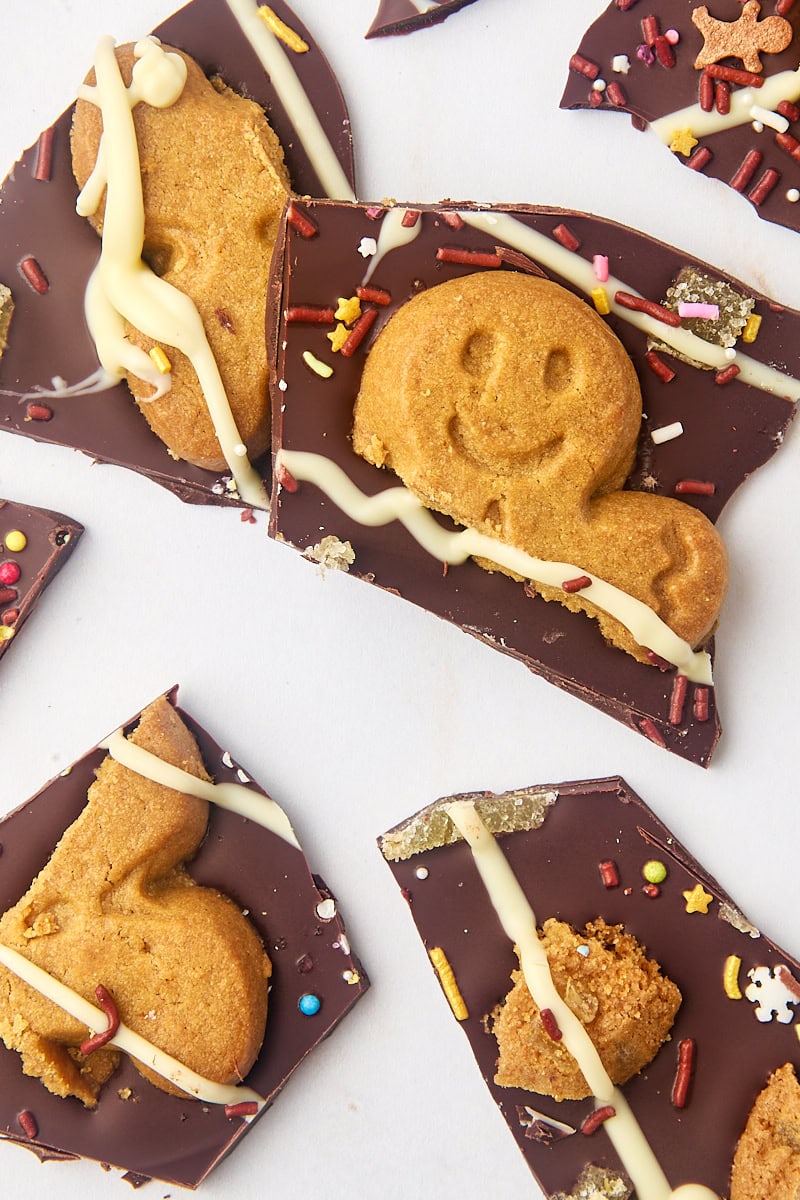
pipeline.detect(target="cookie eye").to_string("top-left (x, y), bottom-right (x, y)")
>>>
top-left (461, 330), bottom-right (496, 377)
top-left (543, 347), bottom-right (572, 392)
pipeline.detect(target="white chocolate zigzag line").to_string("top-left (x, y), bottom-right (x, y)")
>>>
top-left (651, 65), bottom-right (800, 144)
top-left (459, 211), bottom-right (800, 402)
top-left (0, 943), bottom-right (264, 1113)
top-left (277, 449), bottom-right (714, 684)
top-left (446, 800), bottom-right (720, 1200)
top-left (225, 0), bottom-right (356, 202)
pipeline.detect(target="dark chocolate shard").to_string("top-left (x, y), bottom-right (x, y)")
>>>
top-left (267, 198), bottom-right (800, 767)
top-left (378, 777), bottom-right (800, 1198)
top-left (0, 0), bottom-right (355, 508)
top-left (0, 499), bottom-right (82, 665)
top-left (0, 687), bottom-right (368, 1188)
top-left (366, 0), bottom-right (480, 38)
top-left (561, 1), bottom-right (800, 236)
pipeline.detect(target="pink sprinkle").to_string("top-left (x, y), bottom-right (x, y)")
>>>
top-left (365, 206), bottom-right (385, 221)
top-left (593, 254), bottom-right (609, 282)
top-left (0, 562), bottom-right (21, 586)
top-left (678, 302), bottom-right (719, 320)
top-left (665, 28), bottom-right (680, 44)
top-left (277, 463), bottom-right (299, 493)
top-left (637, 42), bottom-right (655, 66)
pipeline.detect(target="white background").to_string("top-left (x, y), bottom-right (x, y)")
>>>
top-left (0, 1), bottom-right (798, 1197)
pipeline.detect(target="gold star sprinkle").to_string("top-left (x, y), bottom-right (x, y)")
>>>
top-left (683, 883), bottom-right (713, 914)
top-left (670, 129), bottom-right (699, 157)
top-left (327, 323), bottom-right (349, 353)
top-left (335, 295), bottom-right (362, 325)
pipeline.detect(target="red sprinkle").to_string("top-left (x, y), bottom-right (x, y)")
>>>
top-left (285, 305), bottom-right (336, 324)
top-left (0, 586), bottom-right (18, 605)
top-left (539, 1008), bottom-right (562, 1041)
top-left (581, 1106), bottom-right (616, 1135)
top-left (714, 80), bottom-right (731, 116)
top-left (599, 859), bottom-right (620, 889)
top-left (401, 209), bottom-right (421, 228)
top-left (34, 126), bottom-right (55, 182)
top-left (365, 206), bottom-right (385, 221)
top-left (729, 149), bottom-right (762, 192)
top-left (671, 1038), bottom-right (695, 1109)
top-left (615, 291), bottom-right (681, 326)
top-left (639, 718), bottom-right (667, 748)
top-left (569, 53), bottom-right (600, 80)
top-left (776, 0), bottom-right (795, 14)
top-left (616, 0), bottom-right (640, 8)
top-left (356, 286), bottom-right (392, 306)
top-left (669, 674), bottom-right (688, 725)
top-left (0, 561), bottom-right (21, 586)
top-left (642, 883), bottom-right (661, 898)
top-left (777, 100), bottom-right (800, 122)
top-left (646, 649), bottom-right (672, 671)
top-left (654, 35), bottom-right (675, 68)
top-left (553, 223), bottom-right (580, 251)
top-left (674, 479), bottom-right (716, 496)
top-left (25, 402), bottom-right (54, 422)
top-left (17, 1110), bottom-right (38, 1139)
top-left (436, 247), bottom-right (502, 269)
top-left (589, 88), bottom-right (604, 108)
top-left (606, 81), bottom-right (627, 107)
top-left (749, 168), bottom-right (780, 208)
top-left (641, 15), bottom-right (659, 45)
top-left (215, 308), bottom-right (235, 333)
top-left (240, 508), bottom-right (257, 525)
top-left (19, 256), bottom-right (49, 295)
top-left (286, 202), bottom-right (318, 239)
top-left (644, 349), bottom-right (676, 382)
top-left (80, 985), bottom-right (120, 1055)
top-left (776, 132), bottom-right (800, 158)
top-left (561, 574), bottom-right (592, 593)
top-left (440, 211), bottom-right (465, 230)
top-left (341, 307), bottom-right (379, 358)
top-left (714, 363), bottom-right (740, 386)
top-left (1, 608), bottom-right (19, 626)
top-left (693, 686), bottom-right (710, 722)
top-left (277, 463), bottom-right (299, 493)
top-left (705, 63), bottom-right (764, 88)
top-left (224, 1101), bottom-right (260, 1119)
top-left (686, 146), bottom-right (713, 172)
top-left (699, 72), bottom-right (714, 112)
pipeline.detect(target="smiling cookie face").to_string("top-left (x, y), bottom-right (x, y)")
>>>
top-left (353, 271), bottom-right (728, 658)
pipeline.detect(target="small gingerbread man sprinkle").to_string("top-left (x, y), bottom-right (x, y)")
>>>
top-left (692, 2), bottom-right (793, 74)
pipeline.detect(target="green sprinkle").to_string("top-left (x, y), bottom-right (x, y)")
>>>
top-left (643, 859), bottom-right (667, 885)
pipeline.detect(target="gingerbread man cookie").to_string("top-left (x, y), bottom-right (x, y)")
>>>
top-left (692, 2), bottom-right (793, 73)
top-left (353, 271), bottom-right (728, 662)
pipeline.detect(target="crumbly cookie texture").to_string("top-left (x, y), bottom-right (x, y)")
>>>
top-left (730, 1062), bottom-right (800, 1199)
top-left (352, 271), bottom-right (728, 660)
top-left (71, 43), bottom-right (290, 471)
top-left (0, 283), bottom-right (12, 357)
top-left (491, 917), bottom-right (681, 1101)
top-left (0, 697), bottom-right (271, 1107)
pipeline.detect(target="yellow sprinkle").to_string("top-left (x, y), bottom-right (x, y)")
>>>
top-left (335, 296), bottom-right (362, 325)
top-left (682, 883), bottom-right (713, 914)
top-left (591, 286), bottom-right (610, 315)
top-left (343, 968), bottom-right (360, 985)
top-left (429, 947), bottom-right (469, 1021)
top-left (302, 350), bottom-right (334, 379)
top-left (327, 323), bottom-right (349, 353)
top-left (723, 954), bottom-right (743, 1000)
top-left (4, 530), bottom-right (27, 552)
top-left (257, 5), bottom-right (309, 52)
top-left (0, 625), bottom-right (15, 642)
top-left (149, 346), bottom-right (172, 374)
top-left (742, 313), bottom-right (762, 344)
top-left (670, 128), bottom-right (698, 157)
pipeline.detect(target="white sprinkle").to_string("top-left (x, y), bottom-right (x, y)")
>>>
top-left (233, 442), bottom-right (247, 457)
top-left (316, 898), bottom-right (337, 921)
top-left (751, 120), bottom-right (764, 134)
top-left (577, 945), bottom-right (590, 957)
top-left (236, 768), bottom-right (250, 784)
top-left (415, 866), bottom-right (429, 880)
top-left (749, 105), bottom-right (789, 134)
top-left (342, 969), bottom-right (359, 984)
top-left (651, 421), bottom-right (684, 445)
top-left (611, 54), bottom-right (630, 74)
top-left (787, 188), bottom-right (800, 203)
top-left (337, 933), bottom-right (351, 955)
top-left (724, 347), bottom-right (737, 361)
top-left (593, 78), bottom-right (606, 92)
top-left (278, 379), bottom-right (288, 392)
top-left (665, 28), bottom-right (679, 45)
top-left (358, 237), bottom-right (378, 258)
top-left (221, 750), bottom-right (234, 768)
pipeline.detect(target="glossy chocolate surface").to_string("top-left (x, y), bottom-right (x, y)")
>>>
top-left (366, 0), bottom-right (479, 38)
top-left (0, 500), bottom-right (82, 664)
top-left (0, 0), bottom-right (354, 507)
top-left (561, 0), bottom-right (800, 236)
top-left (379, 777), bottom-right (800, 1197)
top-left (0, 689), bottom-right (368, 1188)
top-left (268, 198), bottom-right (799, 766)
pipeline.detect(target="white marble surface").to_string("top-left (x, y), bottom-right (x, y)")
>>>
top-left (0, 2), bottom-right (798, 1197)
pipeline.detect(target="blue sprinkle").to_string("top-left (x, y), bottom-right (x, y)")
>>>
top-left (298, 993), bottom-right (321, 1016)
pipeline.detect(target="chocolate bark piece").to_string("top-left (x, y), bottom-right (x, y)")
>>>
top-left (378, 777), bottom-right (800, 1198)
top-left (366, 0), bottom-right (480, 38)
top-left (0, 688), bottom-right (368, 1188)
top-left (0, 0), bottom-right (355, 508)
top-left (561, 1), bottom-right (800, 237)
top-left (267, 198), bottom-right (800, 766)
top-left (0, 500), bottom-right (82, 664)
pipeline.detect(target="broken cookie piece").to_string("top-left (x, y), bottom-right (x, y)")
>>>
top-left (730, 1063), bottom-right (800, 1200)
top-left (0, 688), bottom-right (367, 1188)
top-left (378, 777), bottom-right (800, 1197)
top-left (0, 283), bottom-right (12, 355)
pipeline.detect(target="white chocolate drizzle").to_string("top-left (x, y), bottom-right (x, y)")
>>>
top-left (224, 0), bottom-right (356, 202)
top-left (78, 36), bottom-right (267, 508)
top-left (409, 0), bottom-right (440, 13)
top-left (100, 726), bottom-right (300, 849)
top-left (277, 449), bottom-right (713, 683)
top-left (362, 208), bottom-right (423, 284)
top-left (459, 211), bottom-right (800, 403)
top-left (0, 942), bottom-right (264, 1112)
top-left (445, 800), bottom-right (721, 1200)
top-left (651, 65), bottom-right (800, 144)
